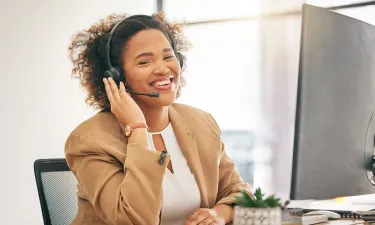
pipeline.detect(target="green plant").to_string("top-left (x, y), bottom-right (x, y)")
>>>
top-left (235, 187), bottom-right (282, 208)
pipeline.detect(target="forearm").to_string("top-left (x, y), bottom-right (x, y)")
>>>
top-left (213, 204), bottom-right (234, 224)
top-left (120, 143), bottom-right (170, 224)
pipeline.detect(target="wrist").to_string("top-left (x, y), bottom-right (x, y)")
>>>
top-left (122, 123), bottom-right (149, 137)
top-left (127, 128), bottom-right (150, 149)
top-left (213, 204), bottom-right (233, 223)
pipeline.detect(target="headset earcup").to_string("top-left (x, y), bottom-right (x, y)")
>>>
top-left (104, 67), bottom-right (125, 86)
top-left (104, 69), bottom-right (113, 80)
top-left (176, 52), bottom-right (184, 68)
top-left (113, 67), bottom-right (125, 83)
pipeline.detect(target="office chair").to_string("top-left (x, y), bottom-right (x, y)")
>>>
top-left (34, 158), bottom-right (78, 225)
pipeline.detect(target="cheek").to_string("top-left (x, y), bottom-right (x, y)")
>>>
top-left (170, 62), bottom-right (182, 79)
top-left (125, 67), bottom-right (152, 85)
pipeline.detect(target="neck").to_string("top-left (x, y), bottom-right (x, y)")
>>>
top-left (139, 104), bottom-right (170, 133)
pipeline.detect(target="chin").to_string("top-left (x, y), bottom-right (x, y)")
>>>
top-left (134, 92), bottom-right (176, 107)
top-left (155, 93), bottom-right (176, 106)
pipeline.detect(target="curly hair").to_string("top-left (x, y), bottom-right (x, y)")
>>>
top-left (68, 12), bottom-right (191, 110)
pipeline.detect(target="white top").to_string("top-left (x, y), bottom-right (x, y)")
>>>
top-left (147, 123), bottom-right (201, 225)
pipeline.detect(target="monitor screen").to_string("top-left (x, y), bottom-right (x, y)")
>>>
top-left (291, 4), bottom-right (375, 200)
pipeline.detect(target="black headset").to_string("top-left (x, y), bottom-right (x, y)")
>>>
top-left (103, 15), bottom-right (183, 86)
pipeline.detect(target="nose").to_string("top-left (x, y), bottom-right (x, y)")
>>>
top-left (154, 67), bottom-right (171, 76)
top-left (153, 61), bottom-right (171, 76)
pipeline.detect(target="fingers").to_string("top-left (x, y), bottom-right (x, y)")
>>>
top-left (107, 77), bottom-right (121, 101)
top-left (185, 210), bottom-right (201, 224)
top-left (102, 78), bottom-right (146, 126)
top-left (103, 78), bottom-right (114, 101)
top-left (119, 81), bottom-right (129, 98)
top-left (208, 222), bottom-right (219, 225)
top-left (104, 78), bottom-right (127, 103)
top-left (198, 218), bottom-right (215, 225)
top-left (185, 209), bottom-right (217, 225)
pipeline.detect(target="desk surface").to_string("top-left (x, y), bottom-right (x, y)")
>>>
top-left (325, 219), bottom-right (367, 224)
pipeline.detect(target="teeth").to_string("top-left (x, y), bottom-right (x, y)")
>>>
top-left (154, 79), bottom-right (171, 86)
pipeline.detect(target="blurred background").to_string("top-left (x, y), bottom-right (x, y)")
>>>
top-left (1, 0), bottom-right (375, 224)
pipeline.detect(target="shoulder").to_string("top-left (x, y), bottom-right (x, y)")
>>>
top-left (171, 103), bottom-right (221, 137)
top-left (172, 103), bottom-right (209, 116)
top-left (64, 110), bottom-right (125, 155)
top-left (68, 110), bottom-right (120, 138)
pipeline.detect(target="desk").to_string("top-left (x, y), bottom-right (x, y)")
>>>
top-left (280, 219), bottom-right (368, 224)
top-left (325, 219), bottom-right (368, 224)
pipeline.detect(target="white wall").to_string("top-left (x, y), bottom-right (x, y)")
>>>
top-left (0, 1), bottom-right (155, 224)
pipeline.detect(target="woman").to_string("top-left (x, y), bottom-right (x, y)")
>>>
top-left (65, 12), bottom-right (251, 225)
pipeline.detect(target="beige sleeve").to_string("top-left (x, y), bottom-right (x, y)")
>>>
top-left (215, 141), bottom-right (253, 206)
top-left (65, 132), bottom-right (169, 225)
top-left (206, 114), bottom-right (253, 206)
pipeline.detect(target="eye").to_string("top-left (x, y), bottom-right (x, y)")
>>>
top-left (138, 60), bottom-right (150, 65)
top-left (164, 55), bottom-right (175, 60)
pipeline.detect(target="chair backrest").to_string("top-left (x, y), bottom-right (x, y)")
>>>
top-left (34, 158), bottom-right (78, 225)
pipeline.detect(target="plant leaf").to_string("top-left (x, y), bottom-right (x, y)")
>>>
top-left (264, 195), bottom-right (281, 207)
top-left (234, 187), bottom-right (281, 208)
top-left (234, 190), bottom-right (255, 207)
top-left (254, 187), bottom-right (265, 201)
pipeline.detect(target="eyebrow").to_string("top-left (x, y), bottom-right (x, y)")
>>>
top-left (134, 48), bottom-right (173, 60)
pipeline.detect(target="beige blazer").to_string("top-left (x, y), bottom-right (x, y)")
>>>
top-left (65, 103), bottom-right (251, 225)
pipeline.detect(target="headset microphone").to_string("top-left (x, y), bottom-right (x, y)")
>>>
top-left (125, 89), bottom-right (160, 98)
top-left (111, 81), bottom-right (161, 98)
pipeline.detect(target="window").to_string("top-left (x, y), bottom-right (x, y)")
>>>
top-left (305, 0), bottom-right (374, 7)
top-left (164, 0), bottom-right (260, 22)
top-left (165, 0), bottom-right (375, 196)
top-left (175, 20), bottom-right (262, 185)
top-left (334, 5), bottom-right (375, 25)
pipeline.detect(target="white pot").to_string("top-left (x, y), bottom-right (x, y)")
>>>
top-left (233, 206), bottom-right (282, 225)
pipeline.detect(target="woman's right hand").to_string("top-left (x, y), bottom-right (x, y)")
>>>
top-left (103, 77), bottom-right (146, 129)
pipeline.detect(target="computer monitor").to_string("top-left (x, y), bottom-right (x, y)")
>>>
top-left (290, 4), bottom-right (375, 200)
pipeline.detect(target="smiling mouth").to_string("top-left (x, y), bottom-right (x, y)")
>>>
top-left (150, 77), bottom-right (174, 87)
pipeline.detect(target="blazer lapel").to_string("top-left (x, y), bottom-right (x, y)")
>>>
top-left (168, 105), bottom-right (209, 208)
